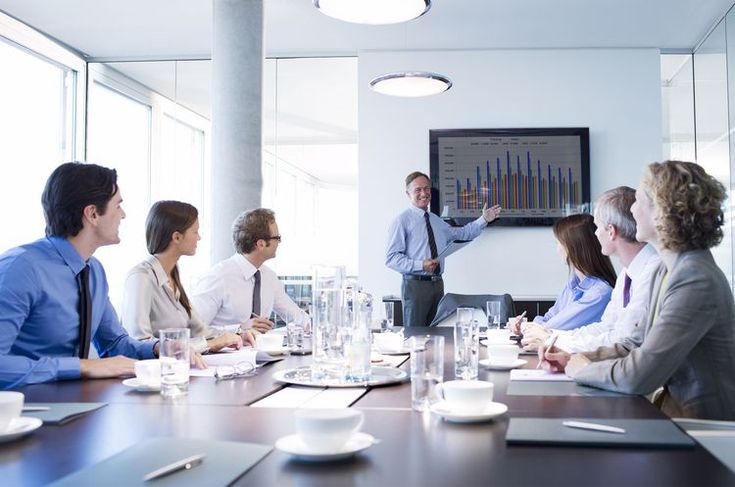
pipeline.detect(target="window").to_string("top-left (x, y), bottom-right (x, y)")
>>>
top-left (0, 26), bottom-right (83, 254)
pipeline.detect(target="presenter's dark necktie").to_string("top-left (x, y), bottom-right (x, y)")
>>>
top-left (622, 273), bottom-right (632, 308)
top-left (424, 211), bottom-right (441, 275)
top-left (252, 270), bottom-right (261, 316)
top-left (78, 265), bottom-right (92, 359)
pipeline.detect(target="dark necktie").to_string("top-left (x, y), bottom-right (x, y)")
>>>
top-left (252, 270), bottom-right (261, 316)
top-left (424, 212), bottom-right (440, 275)
top-left (623, 273), bottom-right (632, 308)
top-left (78, 265), bottom-right (92, 359)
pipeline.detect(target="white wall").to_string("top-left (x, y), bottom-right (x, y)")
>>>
top-left (358, 49), bottom-right (662, 302)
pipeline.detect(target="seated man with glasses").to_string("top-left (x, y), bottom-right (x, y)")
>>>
top-left (193, 208), bottom-right (308, 334)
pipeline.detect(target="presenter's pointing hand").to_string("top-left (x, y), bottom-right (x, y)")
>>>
top-left (482, 203), bottom-right (502, 223)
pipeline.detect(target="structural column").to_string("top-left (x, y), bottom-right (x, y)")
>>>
top-left (211, 0), bottom-right (263, 262)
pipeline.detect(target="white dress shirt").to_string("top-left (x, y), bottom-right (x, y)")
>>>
top-left (121, 255), bottom-right (212, 353)
top-left (555, 244), bottom-right (660, 352)
top-left (192, 253), bottom-right (307, 329)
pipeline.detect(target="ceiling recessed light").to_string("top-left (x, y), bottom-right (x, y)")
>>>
top-left (313, 0), bottom-right (431, 25)
top-left (369, 71), bottom-right (452, 97)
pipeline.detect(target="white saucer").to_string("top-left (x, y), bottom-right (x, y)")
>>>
top-left (0, 417), bottom-right (43, 443)
top-left (430, 400), bottom-right (508, 423)
top-left (258, 346), bottom-right (289, 356)
top-left (122, 377), bottom-right (161, 392)
top-left (479, 358), bottom-right (527, 371)
top-left (275, 432), bottom-right (375, 461)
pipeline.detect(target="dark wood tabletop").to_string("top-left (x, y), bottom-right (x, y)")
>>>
top-left (2, 327), bottom-right (734, 486)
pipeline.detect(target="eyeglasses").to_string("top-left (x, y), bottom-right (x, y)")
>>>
top-left (264, 235), bottom-right (282, 242)
top-left (214, 361), bottom-right (257, 381)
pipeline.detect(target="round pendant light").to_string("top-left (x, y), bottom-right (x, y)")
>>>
top-left (313, 0), bottom-right (431, 25)
top-left (369, 71), bottom-right (452, 97)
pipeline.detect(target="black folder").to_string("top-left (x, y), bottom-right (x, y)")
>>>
top-left (506, 418), bottom-right (695, 449)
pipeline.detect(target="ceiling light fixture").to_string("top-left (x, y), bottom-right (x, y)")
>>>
top-left (313, 0), bottom-right (431, 25)
top-left (369, 71), bottom-right (452, 97)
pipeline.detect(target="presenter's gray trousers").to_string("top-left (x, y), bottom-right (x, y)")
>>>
top-left (401, 277), bottom-right (444, 327)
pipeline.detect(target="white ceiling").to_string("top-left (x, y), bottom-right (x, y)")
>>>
top-left (1, 0), bottom-right (732, 185)
top-left (0, 0), bottom-right (732, 59)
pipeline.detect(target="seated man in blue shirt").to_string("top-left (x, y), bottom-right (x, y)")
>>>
top-left (0, 162), bottom-right (158, 389)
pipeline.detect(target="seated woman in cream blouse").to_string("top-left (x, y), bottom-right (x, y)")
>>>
top-left (122, 201), bottom-right (254, 354)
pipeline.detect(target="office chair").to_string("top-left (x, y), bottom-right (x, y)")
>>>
top-left (429, 293), bottom-right (515, 327)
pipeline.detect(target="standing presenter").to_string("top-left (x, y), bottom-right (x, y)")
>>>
top-left (385, 171), bottom-right (501, 327)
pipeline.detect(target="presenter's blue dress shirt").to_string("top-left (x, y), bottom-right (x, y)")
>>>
top-left (385, 206), bottom-right (487, 275)
top-left (534, 274), bottom-right (613, 330)
top-left (0, 237), bottom-right (155, 389)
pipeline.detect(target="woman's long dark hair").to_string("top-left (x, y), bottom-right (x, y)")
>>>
top-left (553, 213), bottom-right (616, 288)
top-left (145, 201), bottom-right (198, 317)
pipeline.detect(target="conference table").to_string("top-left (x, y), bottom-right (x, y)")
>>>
top-left (2, 327), bottom-right (734, 486)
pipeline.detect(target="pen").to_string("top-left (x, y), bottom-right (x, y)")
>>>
top-left (536, 333), bottom-right (559, 369)
top-left (22, 406), bottom-right (51, 412)
top-left (562, 421), bottom-right (626, 434)
top-left (143, 454), bottom-right (205, 481)
top-left (512, 311), bottom-right (527, 331)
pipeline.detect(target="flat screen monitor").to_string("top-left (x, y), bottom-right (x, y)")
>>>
top-left (429, 127), bottom-right (590, 226)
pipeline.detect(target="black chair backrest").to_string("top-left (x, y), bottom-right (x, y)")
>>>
top-left (429, 293), bottom-right (515, 327)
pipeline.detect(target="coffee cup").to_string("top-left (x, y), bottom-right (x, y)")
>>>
top-left (0, 391), bottom-right (24, 432)
top-left (294, 408), bottom-right (364, 452)
top-left (437, 380), bottom-right (493, 413)
top-left (256, 333), bottom-right (284, 351)
top-left (486, 344), bottom-right (520, 365)
top-left (134, 359), bottom-right (161, 386)
top-left (485, 328), bottom-right (511, 344)
top-left (373, 332), bottom-right (403, 352)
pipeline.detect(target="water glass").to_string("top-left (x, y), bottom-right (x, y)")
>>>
top-left (286, 322), bottom-right (305, 351)
top-left (454, 315), bottom-right (480, 380)
top-left (486, 301), bottom-right (501, 330)
top-left (159, 328), bottom-right (190, 397)
top-left (383, 301), bottom-right (395, 332)
top-left (409, 335), bottom-right (445, 412)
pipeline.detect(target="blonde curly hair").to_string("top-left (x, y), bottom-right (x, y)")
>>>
top-left (643, 160), bottom-right (725, 252)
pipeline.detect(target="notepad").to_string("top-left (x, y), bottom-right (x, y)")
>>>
top-left (190, 349), bottom-right (283, 377)
top-left (23, 402), bottom-right (107, 425)
top-left (506, 381), bottom-right (627, 397)
top-left (506, 418), bottom-right (695, 448)
top-left (49, 437), bottom-right (272, 486)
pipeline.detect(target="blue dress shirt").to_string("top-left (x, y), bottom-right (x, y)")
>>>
top-left (0, 237), bottom-right (155, 389)
top-left (534, 274), bottom-right (613, 331)
top-left (385, 206), bottom-right (487, 275)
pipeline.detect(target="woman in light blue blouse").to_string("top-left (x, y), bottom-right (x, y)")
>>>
top-left (516, 214), bottom-right (616, 331)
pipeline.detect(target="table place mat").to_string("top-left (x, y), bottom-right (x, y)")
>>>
top-left (49, 437), bottom-right (272, 487)
top-left (24, 402), bottom-right (107, 425)
top-left (251, 386), bottom-right (324, 408)
top-left (506, 418), bottom-right (695, 449)
top-left (506, 381), bottom-right (627, 397)
top-left (301, 388), bottom-right (367, 408)
top-left (509, 369), bottom-right (574, 382)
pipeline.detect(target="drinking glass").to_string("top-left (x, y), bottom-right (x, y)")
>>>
top-left (159, 328), bottom-right (190, 397)
top-left (486, 301), bottom-right (501, 330)
top-left (409, 335), bottom-right (445, 412)
top-left (454, 309), bottom-right (480, 380)
top-left (383, 301), bottom-right (395, 332)
top-left (286, 322), bottom-right (305, 352)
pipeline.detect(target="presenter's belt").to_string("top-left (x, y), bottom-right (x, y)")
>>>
top-left (403, 274), bottom-right (443, 282)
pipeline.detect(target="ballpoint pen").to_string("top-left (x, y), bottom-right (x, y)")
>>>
top-left (143, 454), bottom-right (205, 481)
top-left (562, 421), bottom-right (626, 434)
top-left (536, 333), bottom-right (558, 369)
top-left (22, 406), bottom-right (51, 412)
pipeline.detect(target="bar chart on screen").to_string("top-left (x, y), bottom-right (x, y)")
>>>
top-left (430, 129), bottom-right (590, 225)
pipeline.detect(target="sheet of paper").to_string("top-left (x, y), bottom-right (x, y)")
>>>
top-left (509, 369), bottom-right (574, 382)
